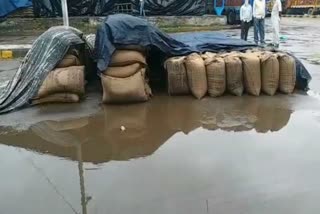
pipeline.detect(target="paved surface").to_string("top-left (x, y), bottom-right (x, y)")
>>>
top-left (1, 18), bottom-right (320, 214)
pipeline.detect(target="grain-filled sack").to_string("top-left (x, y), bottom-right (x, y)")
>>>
top-left (37, 66), bottom-right (85, 98)
top-left (164, 56), bottom-right (189, 95)
top-left (116, 45), bottom-right (146, 53)
top-left (101, 69), bottom-right (151, 103)
top-left (224, 55), bottom-right (243, 96)
top-left (104, 63), bottom-right (143, 78)
top-left (241, 53), bottom-right (261, 96)
top-left (56, 54), bottom-right (81, 68)
top-left (110, 50), bottom-right (146, 66)
top-left (278, 53), bottom-right (296, 94)
top-left (259, 52), bottom-right (279, 95)
top-left (205, 57), bottom-right (226, 97)
top-left (185, 53), bottom-right (207, 99)
top-left (32, 93), bottom-right (80, 105)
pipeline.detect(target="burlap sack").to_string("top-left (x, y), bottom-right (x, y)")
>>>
top-left (37, 66), bottom-right (85, 98)
top-left (224, 55), bottom-right (243, 96)
top-left (164, 56), bottom-right (189, 95)
top-left (101, 69), bottom-right (151, 103)
top-left (205, 57), bottom-right (226, 97)
top-left (116, 45), bottom-right (146, 53)
top-left (278, 53), bottom-right (296, 94)
top-left (104, 63), bottom-right (142, 78)
top-left (201, 52), bottom-right (217, 64)
top-left (260, 52), bottom-right (279, 95)
top-left (185, 53), bottom-right (207, 99)
top-left (56, 54), bottom-right (81, 68)
top-left (110, 50), bottom-right (146, 66)
top-left (32, 93), bottom-right (80, 105)
top-left (241, 53), bottom-right (261, 96)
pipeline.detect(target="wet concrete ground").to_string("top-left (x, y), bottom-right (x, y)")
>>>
top-left (1, 18), bottom-right (320, 214)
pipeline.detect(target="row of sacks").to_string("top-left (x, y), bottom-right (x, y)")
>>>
top-left (101, 49), bottom-right (152, 103)
top-left (165, 51), bottom-right (296, 99)
top-left (32, 50), bottom-right (86, 105)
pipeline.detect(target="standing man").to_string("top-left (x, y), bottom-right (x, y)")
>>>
top-left (240, 0), bottom-right (253, 41)
top-left (253, 0), bottom-right (266, 45)
top-left (140, 0), bottom-right (145, 17)
top-left (271, 0), bottom-right (282, 48)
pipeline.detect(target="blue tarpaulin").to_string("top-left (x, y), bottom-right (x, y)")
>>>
top-left (0, 0), bottom-right (32, 17)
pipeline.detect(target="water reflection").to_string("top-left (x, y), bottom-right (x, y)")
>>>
top-left (0, 96), bottom-right (292, 164)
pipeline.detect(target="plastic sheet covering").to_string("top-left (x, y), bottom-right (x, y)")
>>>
top-left (0, 0), bottom-right (32, 17)
top-left (131, 0), bottom-right (206, 16)
top-left (95, 14), bottom-right (311, 91)
top-left (32, 0), bottom-right (205, 17)
top-left (0, 26), bottom-right (84, 114)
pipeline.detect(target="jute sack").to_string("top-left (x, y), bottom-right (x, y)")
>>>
top-left (116, 45), bottom-right (147, 53)
top-left (32, 93), bottom-right (80, 105)
top-left (164, 56), bottom-right (189, 95)
top-left (37, 66), bottom-right (85, 98)
top-left (205, 57), bottom-right (226, 97)
top-left (241, 53), bottom-right (261, 96)
top-left (101, 68), bottom-right (152, 103)
top-left (104, 63), bottom-right (143, 78)
top-left (259, 52), bottom-right (279, 95)
top-left (202, 52), bottom-right (217, 64)
top-left (224, 55), bottom-right (243, 96)
top-left (185, 53), bottom-right (207, 99)
top-left (278, 53), bottom-right (296, 94)
top-left (56, 54), bottom-right (81, 68)
top-left (110, 50), bottom-right (146, 66)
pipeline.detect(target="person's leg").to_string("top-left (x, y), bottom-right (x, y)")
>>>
top-left (244, 22), bottom-right (250, 41)
top-left (274, 19), bottom-right (280, 47)
top-left (142, 2), bottom-right (145, 16)
top-left (241, 21), bottom-right (245, 40)
top-left (254, 18), bottom-right (259, 44)
top-left (140, 3), bottom-right (143, 16)
top-left (260, 18), bottom-right (265, 44)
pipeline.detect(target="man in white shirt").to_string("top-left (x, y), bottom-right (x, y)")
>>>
top-left (271, 0), bottom-right (282, 48)
top-left (240, 0), bottom-right (253, 41)
top-left (253, 0), bottom-right (266, 45)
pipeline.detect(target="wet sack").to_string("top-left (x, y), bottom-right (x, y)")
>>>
top-left (259, 52), bottom-right (279, 95)
top-left (224, 55), bottom-right (243, 96)
top-left (164, 56), bottom-right (189, 95)
top-left (205, 56), bottom-right (226, 97)
top-left (241, 53), bottom-right (261, 96)
top-left (37, 66), bottom-right (85, 98)
top-left (278, 53), bottom-right (296, 94)
top-left (185, 53), bottom-right (208, 99)
top-left (101, 68), bottom-right (152, 104)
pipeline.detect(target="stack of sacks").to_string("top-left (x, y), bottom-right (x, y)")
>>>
top-left (101, 50), bottom-right (152, 103)
top-left (164, 50), bottom-right (296, 99)
top-left (32, 52), bottom-right (85, 105)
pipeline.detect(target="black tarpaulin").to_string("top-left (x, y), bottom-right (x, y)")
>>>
top-left (32, 0), bottom-right (206, 17)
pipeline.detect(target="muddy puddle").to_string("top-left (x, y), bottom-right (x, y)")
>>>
top-left (2, 94), bottom-right (320, 214)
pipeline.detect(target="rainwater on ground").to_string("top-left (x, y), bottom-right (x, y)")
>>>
top-left (1, 18), bottom-right (320, 214)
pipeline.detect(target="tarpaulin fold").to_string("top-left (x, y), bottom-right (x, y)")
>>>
top-left (0, 26), bottom-right (84, 114)
top-left (0, 0), bottom-right (32, 17)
